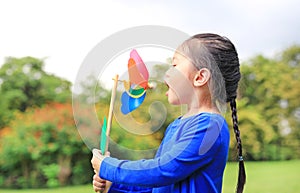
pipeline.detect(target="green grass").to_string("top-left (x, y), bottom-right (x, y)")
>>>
top-left (0, 185), bottom-right (93, 193)
top-left (223, 160), bottom-right (300, 193)
top-left (1, 160), bottom-right (300, 193)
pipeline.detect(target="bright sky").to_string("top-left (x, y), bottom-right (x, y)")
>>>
top-left (1, 0), bottom-right (299, 84)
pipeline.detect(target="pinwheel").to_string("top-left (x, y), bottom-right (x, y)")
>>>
top-left (98, 50), bottom-right (149, 192)
top-left (100, 49), bottom-right (149, 155)
top-left (120, 49), bottom-right (150, 114)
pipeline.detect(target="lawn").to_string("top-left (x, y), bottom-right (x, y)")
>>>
top-left (0, 185), bottom-right (93, 193)
top-left (223, 160), bottom-right (300, 193)
top-left (1, 160), bottom-right (299, 193)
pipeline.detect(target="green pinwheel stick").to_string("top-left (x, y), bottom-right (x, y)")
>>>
top-left (100, 74), bottom-right (119, 155)
top-left (98, 74), bottom-right (118, 193)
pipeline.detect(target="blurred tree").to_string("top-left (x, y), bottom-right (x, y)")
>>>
top-left (278, 45), bottom-right (300, 159)
top-left (239, 45), bottom-right (300, 160)
top-left (0, 103), bottom-right (90, 188)
top-left (0, 57), bottom-right (71, 127)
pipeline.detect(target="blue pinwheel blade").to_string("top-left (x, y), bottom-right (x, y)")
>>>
top-left (121, 91), bottom-right (146, 114)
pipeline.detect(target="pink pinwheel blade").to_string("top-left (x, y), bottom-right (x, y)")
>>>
top-left (130, 49), bottom-right (149, 80)
top-left (128, 58), bottom-right (148, 89)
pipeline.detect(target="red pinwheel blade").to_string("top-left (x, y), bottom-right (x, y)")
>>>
top-left (128, 58), bottom-right (148, 89)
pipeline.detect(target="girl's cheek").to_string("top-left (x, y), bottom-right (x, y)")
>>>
top-left (166, 69), bottom-right (194, 100)
top-left (165, 68), bottom-right (181, 84)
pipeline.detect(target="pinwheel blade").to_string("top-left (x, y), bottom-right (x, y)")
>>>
top-left (128, 58), bottom-right (148, 89)
top-left (121, 91), bottom-right (146, 114)
top-left (130, 49), bottom-right (149, 80)
top-left (127, 87), bottom-right (146, 98)
top-left (100, 117), bottom-right (107, 155)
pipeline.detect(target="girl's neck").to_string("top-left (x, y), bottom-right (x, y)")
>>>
top-left (182, 95), bottom-right (220, 118)
top-left (182, 106), bottom-right (220, 119)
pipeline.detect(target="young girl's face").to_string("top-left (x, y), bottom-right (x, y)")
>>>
top-left (164, 51), bottom-right (198, 105)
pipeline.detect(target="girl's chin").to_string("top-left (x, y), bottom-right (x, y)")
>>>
top-left (167, 97), bottom-right (180, 105)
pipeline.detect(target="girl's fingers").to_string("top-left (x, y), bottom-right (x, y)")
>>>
top-left (105, 151), bottom-right (110, 156)
top-left (92, 174), bottom-right (106, 192)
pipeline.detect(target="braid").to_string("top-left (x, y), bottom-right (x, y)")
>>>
top-left (230, 99), bottom-right (246, 193)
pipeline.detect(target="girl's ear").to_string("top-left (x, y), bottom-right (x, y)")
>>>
top-left (193, 68), bottom-right (210, 87)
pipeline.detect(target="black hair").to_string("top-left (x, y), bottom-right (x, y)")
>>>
top-left (191, 33), bottom-right (246, 193)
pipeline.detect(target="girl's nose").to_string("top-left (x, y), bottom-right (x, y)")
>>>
top-left (164, 66), bottom-right (173, 77)
top-left (163, 69), bottom-right (171, 83)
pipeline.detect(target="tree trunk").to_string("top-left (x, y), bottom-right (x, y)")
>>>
top-left (57, 155), bottom-right (71, 185)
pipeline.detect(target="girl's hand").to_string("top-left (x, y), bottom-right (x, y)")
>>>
top-left (91, 149), bottom-right (111, 193)
top-left (91, 149), bottom-right (105, 172)
top-left (92, 173), bottom-right (107, 192)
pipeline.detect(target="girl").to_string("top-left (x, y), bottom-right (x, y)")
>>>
top-left (91, 33), bottom-right (246, 193)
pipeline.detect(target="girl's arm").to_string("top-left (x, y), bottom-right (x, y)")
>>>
top-left (99, 118), bottom-right (226, 187)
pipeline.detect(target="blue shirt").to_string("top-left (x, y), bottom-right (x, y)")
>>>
top-left (100, 113), bottom-right (230, 193)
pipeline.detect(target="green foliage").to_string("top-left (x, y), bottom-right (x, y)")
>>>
top-left (41, 164), bottom-right (60, 188)
top-left (225, 98), bottom-right (276, 161)
top-left (0, 57), bottom-right (71, 127)
top-left (0, 103), bottom-right (91, 188)
top-left (237, 45), bottom-right (300, 160)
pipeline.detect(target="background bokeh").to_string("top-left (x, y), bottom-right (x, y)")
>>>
top-left (0, 0), bottom-right (299, 192)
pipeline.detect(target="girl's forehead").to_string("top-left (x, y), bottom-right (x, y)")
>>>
top-left (173, 51), bottom-right (187, 60)
top-left (172, 51), bottom-right (192, 64)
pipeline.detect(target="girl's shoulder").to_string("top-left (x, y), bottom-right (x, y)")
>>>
top-left (181, 112), bottom-right (226, 125)
top-left (178, 112), bottom-right (229, 135)
top-left (166, 112), bottom-right (227, 136)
